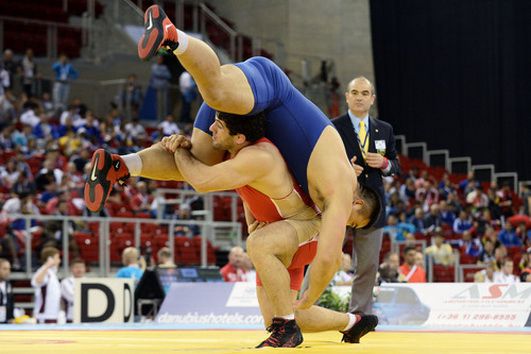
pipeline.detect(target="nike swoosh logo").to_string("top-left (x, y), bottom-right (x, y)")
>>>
top-left (147, 12), bottom-right (153, 30)
top-left (90, 155), bottom-right (99, 182)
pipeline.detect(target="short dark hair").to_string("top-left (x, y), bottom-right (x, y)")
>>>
top-left (40, 247), bottom-right (60, 264)
top-left (71, 258), bottom-right (85, 266)
top-left (403, 245), bottom-right (417, 255)
top-left (217, 111), bottom-right (266, 143)
top-left (358, 184), bottom-right (381, 230)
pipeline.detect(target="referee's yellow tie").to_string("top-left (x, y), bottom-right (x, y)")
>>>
top-left (359, 121), bottom-right (369, 157)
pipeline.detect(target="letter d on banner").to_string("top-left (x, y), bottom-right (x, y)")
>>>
top-left (75, 278), bottom-right (135, 323)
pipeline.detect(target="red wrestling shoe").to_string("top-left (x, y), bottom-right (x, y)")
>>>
top-left (255, 318), bottom-right (303, 348)
top-left (84, 149), bottom-right (130, 213)
top-left (137, 5), bottom-right (179, 61)
top-left (340, 313), bottom-right (378, 343)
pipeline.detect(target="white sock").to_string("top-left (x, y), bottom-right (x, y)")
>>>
top-left (174, 29), bottom-right (189, 55)
top-left (279, 314), bottom-right (295, 321)
top-left (122, 153), bottom-right (142, 176)
top-left (342, 313), bottom-right (359, 332)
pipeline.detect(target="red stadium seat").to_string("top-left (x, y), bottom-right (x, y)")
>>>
top-left (432, 264), bottom-right (455, 282)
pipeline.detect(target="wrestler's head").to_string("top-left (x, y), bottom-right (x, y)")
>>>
top-left (210, 111), bottom-right (266, 151)
top-left (347, 183), bottom-right (381, 230)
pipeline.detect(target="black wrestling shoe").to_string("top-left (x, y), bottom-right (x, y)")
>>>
top-left (256, 318), bottom-right (303, 348)
top-left (340, 313), bottom-right (378, 343)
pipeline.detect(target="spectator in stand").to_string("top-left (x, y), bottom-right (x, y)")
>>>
top-left (474, 260), bottom-right (496, 283)
top-left (515, 222), bottom-right (530, 241)
top-left (478, 239), bottom-right (496, 265)
top-left (409, 207), bottom-right (426, 234)
top-left (425, 230), bottom-right (454, 266)
top-left (466, 184), bottom-right (489, 209)
top-left (178, 70), bottom-right (197, 124)
top-left (455, 230), bottom-right (483, 258)
top-left (220, 246), bottom-right (247, 282)
top-left (41, 92), bottom-right (55, 117)
top-left (156, 247), bottom-right (175, 268)
top-left (437, 173), bottom-right (454, 199)
top-left (474, 209), bottom-right (500, 237)
top-left (497, 183), bottom-right (514, 218)
top-left (0, 228), bottom-right (19, 267)
top-left (150, 55), bottom-right (172, 119)
top-left (414, 251), bottom-right (426, 269)
top-left (52, 54), bottom-right (78, 110)
top-left (486, 186), bottom-right (502, 219)
top-left (158, 114), bottom-right (181, 136)
top-left (493, 258), bottom-right (519, 283)
top-left (458, 171), bottom-right (476, 195)
top-left (1, 49), bottom-right (19, 90)
top-left (519, 249), bottom-right (530, 273)
top-left (21, 49), bottom-right (38, 98)
top-left (119, 74), bottom-right (143, 120)
top-left (377, 252), bottom-right (404, 284)
top-left (494, 245), bottom-right (508, 270)
top-left (20, 101), bottom-right (41, 128)
top-left (383, 214), bottom-right (415, 242)
top-left (60, 258), bottom-right (86, 323)
top-left (399, 178), bottom-right (416, 203)
top-left (125, 117), bottom-right (147, 144)
top-left (116, 247), bottom-right (145, 283)
top-left (399, 246), bottom-right (426, 283)
top-left (31, 247), bottom-right (62, 323)
top-left (482, 226), bottom-right (501, 249)
top-left (424, 203), bottom-right (442, 233)
top-left (446, 192), bottom-right (462, 215)
top-left (498, 222), bottom-right (522, 247)
top-left (421, 179), bottom-right (439, 211)
top-left (0, 258), bottom-right (14, 323)
top-left (453, 210), bottom-right (473, 234)
top-left (332, 253), bottom-right (354, 286)
top-left (127, 180), bottom-right (152, 213)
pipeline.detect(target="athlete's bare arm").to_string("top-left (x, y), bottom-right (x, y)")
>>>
top-left (296, 127), bottom-right (355, 309)
top-left (171, 146), bottom-right (274, 193)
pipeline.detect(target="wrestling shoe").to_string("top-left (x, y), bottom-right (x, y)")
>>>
top-left (340, 312), bottom-right (378, 343)
top-left (138, 5), bottom-right (179, 61)
top-left (84, 149), bottom-right (130, 213)
top-left (255, 318), bottom-right (303, 348)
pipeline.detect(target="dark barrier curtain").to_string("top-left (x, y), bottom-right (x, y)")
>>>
top-left (370, 0), bottom-right (531, 180)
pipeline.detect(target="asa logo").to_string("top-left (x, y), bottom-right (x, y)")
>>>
top-left (452, 284), bottom-right (531, 300)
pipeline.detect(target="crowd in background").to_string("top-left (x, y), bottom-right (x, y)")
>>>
top-left (0, 47), bottom-right (530, 324)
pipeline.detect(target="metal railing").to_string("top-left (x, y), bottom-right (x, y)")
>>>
top-left (5, 213), bottom-right (242, 278)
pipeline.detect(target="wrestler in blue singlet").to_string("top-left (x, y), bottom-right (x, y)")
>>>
top-left (194, 56), bottom-right (331, 195)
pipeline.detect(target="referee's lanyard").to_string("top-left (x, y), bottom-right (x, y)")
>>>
top-left (357, 129), bottom-right (370, 158)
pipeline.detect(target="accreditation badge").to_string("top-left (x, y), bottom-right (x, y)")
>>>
top-left (375, 140), bottom-right (386, 155)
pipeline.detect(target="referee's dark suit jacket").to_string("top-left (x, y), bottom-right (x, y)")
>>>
top-left (332, 114), bottom-right (400, 228)
top-left (0, 280), bottom-right (15, 323)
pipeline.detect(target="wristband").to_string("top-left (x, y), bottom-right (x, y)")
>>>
top-left (381, 157), bottom-right (389, 169)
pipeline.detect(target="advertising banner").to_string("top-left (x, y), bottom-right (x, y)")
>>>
top-left (74, 278), bottom-right (134, 324)
top-left (156, 282), bottom-right (263, 327)
top-left (365, 283), bottom-right (531, 328)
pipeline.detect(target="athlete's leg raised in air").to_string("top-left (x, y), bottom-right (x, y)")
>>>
top-left (84, 127), bottom-right (222, 212)
top-left (138, 5), bottom-right (254, 114)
